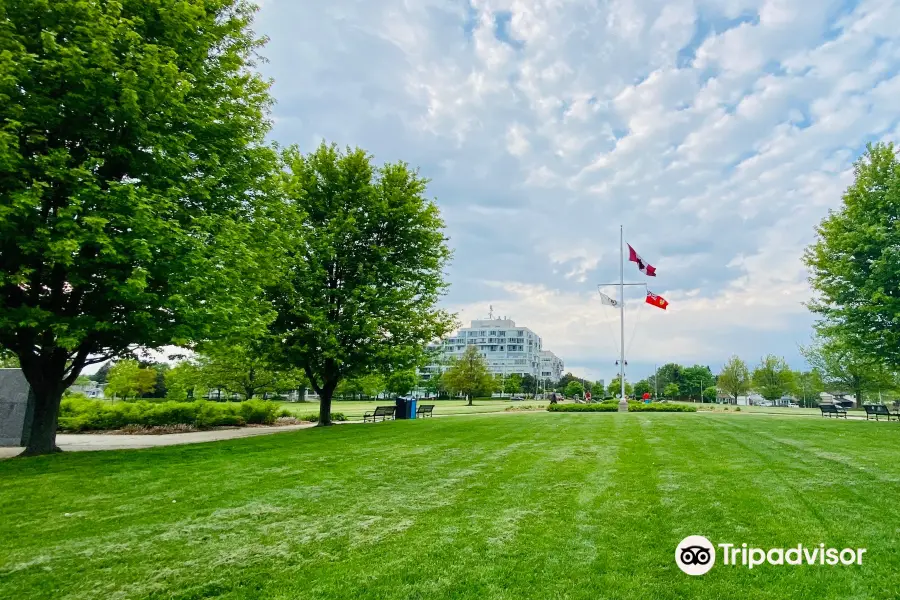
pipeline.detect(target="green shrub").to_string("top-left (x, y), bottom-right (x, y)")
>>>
top-left (238, 399), bottom-right (280, 425)
top-left (296, 412), bottom-right (348, 422)
top-left (57, 398), bottom-right (282, 432)
top-left (548, 402), bottom-right (696, 413)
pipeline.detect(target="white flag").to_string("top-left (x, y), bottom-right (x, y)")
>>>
top-left (598, 291), bottom-right (618, 307)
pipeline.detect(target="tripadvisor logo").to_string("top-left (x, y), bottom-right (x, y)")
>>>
top-left (675, 536), bottom-right (866, 576)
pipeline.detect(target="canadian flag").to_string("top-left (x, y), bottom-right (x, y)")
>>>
top-left (645, 292), bottom-right (669, 310)
top-left (627, 244), bottom-right (656, 276)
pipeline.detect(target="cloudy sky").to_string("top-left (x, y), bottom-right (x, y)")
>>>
top-left (253, 0), bottom-right (900, 384)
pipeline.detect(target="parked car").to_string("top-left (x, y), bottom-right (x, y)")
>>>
top-left (788, 402), bottom-right (799, 408)
top-left (510, 396), bottom-right (524, 401)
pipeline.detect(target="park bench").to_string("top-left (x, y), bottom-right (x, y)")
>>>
top-left (819, 404), bottom-right (847, 418)
top-left (416, 404), bottom-right (435, 418)
top-left (364, 405), bottom-right (395, 423)
top-left (862, 404), bottom-right (899, 422)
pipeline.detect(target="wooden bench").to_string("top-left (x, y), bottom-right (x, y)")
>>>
top-left (819, 404), bottom-right (847, 418)
top-left (416, 404), bottom-right (435, 418)
top-left (863, 404), bottom-right (899, 422)
top-left (364, 405), bottom-right (396, 423)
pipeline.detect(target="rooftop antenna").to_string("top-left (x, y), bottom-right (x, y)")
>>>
top-left (488, 305), bottom-right (493, 319)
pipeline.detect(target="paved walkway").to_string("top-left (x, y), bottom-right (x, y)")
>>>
top-left (0, 423), bottom-right (316, 458)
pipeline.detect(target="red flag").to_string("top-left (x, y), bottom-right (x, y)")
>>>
top-left (627, 244), bottom-right (657, 276)
top-left (645, 292), bottom-right (668, 310)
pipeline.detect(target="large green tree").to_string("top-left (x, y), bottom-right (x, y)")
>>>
top-left (503, 373), bottom-right (523, 395)
top-left (164, 361), bottom-right (206, 402)
top-left (0, 0), bottom-right (277, 454)
top-left (385, 369), bottom-right (418, 398)
top-left (718, 356), bottom-right (750, 404)
top-left (804, 143), bottom-right (900, 368)
top-left (752, 355), bottom-right (795, 400)
top-left (793, 369), bottom-right (825, 407)
top-left (633, 379), bottom-right (652, 398)
top-left (565, 380), bottom-right (585, 398)
top-left (681, 365), bottom-right (714, 401)
top-left (607, 377), bottom-right (633, 398)
top-left (105, 359), bottom-right (156, 400)
top-left (801, 336), bottom-right (896, 407)
top-left (650, 363), bottom-right (683, 393)
top-left (555, 372), bottom-right (580, 393)
top-left (442, 346), bottom-right (493, 405)
top-left (198, 340), bottom-right (302, 400)
top-left (267, 144), bottom-right (455, 424)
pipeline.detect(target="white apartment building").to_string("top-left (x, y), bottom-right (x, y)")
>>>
top-left (540, 351), bottom-right (564, 382)
top-left (421, 318), bottom-right (564, 383)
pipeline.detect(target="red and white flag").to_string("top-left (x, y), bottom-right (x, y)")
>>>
top-left (645, 292), bottom-right (668, 310)
top-left (627, 244), bottom-right (656, 277)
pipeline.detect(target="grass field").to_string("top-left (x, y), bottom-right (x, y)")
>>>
top-left (2, 412), bottom-right (899, 599)
top-left (278, 398), bottom-right (528, 420)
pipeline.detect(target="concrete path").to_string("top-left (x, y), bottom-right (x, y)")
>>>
top-left (0, 423), bottom-right (316, 458)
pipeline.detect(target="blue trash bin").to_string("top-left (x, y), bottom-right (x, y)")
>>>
top-left (395, 397), bottom-right (409, 420)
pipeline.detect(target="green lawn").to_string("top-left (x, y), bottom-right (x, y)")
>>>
top-left (2, 412), bottom-right (899, 599)
top-left (278, 398), bottom-right (527, 420)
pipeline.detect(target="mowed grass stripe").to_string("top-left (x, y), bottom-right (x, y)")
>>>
top-left (2, 413), bottom-right (900, 599)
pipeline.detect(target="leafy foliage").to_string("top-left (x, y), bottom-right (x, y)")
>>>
top-left (607, 377), bottom-right (633, 397)
top-left (105, 360), bottom-right (157, 400)
top-left (0, 0), bottom-right (279, 454)
top-left (663, 383), bottom-right (680, 399)
top-left (804, 143), bottom-right (900, 369)
top-left (633, 379), bottom-right (652, 397)
top-left (751, 355), bottom-right (795, 400)
top-left (718, 356), bottom-right (751, 403)
top-left (57, 398), bottom-right (281, 432)
top-left (504, 373), bottom-right (523, 395)
top-left (442, 346), bottom-right (493, 405)
top-left (801, 336), bottom-right (896, 405)
top-left (385, 369), bottom-right (418, 397)
top-left (267, 143), bottom-right (455, 424)
top-left (564, 380), bottom-right (584, 398)
top-left (197, 340), bottom-right (304, 400)
top-left (164, 361), bottom-right (206, 402)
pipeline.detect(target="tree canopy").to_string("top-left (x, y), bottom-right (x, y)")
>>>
top-left (801, 336), bottom-right (896, 406)
top-left (0, 0), bottom-right (278, 454)
top-left (804, 142), bottom-right (900, 369)
top-left (442, 346), bottom-right (493, 405)
top-left (751, 355), bottom-right (795, 400)
top-left (105, 360), bottom-right (156, 400)
top-left (718, 356), bottom-right (750, 403)
top-left (197, 340), bottom-right (303, 400)
top-left (266, 144), bottom-right (454, 424)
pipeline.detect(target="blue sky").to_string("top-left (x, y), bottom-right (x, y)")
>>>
top-left (253, 0), bottom-right (900, 384)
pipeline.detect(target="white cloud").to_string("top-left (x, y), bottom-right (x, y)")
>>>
top-left (256, 0), bottom-right (900, 381)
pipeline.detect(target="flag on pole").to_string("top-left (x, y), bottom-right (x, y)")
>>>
top-left (598, 290), bottom-right (618, 307)
top-left (645, 291), bottom-right (668, 310)
top-left (627, 244), bottom-right (657, 276)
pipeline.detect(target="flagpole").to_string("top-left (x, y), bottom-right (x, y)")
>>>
top-left (619, 225), bottom-right (627, 412)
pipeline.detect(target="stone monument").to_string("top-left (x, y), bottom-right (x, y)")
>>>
top-left (0, 369), bottom-right (34, 447)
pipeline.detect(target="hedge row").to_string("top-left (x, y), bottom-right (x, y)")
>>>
top-left (547, 402), bottom-right (697, 413)
top-left (58, 398), bottom-right (284, 432)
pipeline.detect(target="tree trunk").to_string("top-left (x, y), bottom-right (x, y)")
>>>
top-left (467, 394), bottom-right (472, 406)
top-left (318, 379), bottom-right (338, 426)
top-left (22, 379), bottom-right (66, 456)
